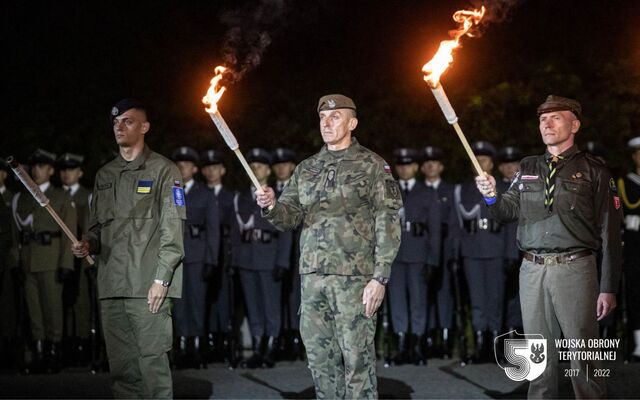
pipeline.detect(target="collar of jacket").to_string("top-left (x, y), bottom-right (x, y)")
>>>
top-left (544, 144), bottom-right (579, 164)
top-left (317, 136), bottom-right (362, 162)
top-left (115, 144), bottom-right (152, 171)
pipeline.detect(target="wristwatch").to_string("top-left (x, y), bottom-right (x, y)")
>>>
top-left (373, 276), bottom-right (389, 286)
top-left (154, 279), bottom-right (170, 287)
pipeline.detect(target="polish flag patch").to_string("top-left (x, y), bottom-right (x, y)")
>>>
top-left (521, 175), bottom-right (539, 180)
top-left (384, 164), bottom-right (391, 173)
top-left (614, 196), bottom-right (621, 210)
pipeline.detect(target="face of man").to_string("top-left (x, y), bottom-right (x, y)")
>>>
top-left (176, 161), bottom-right (198, 182)
top-left (0, 170), bottom-right (7, 186)
top-left (31, 164), bottom-right (54, 185)
top-left (113, 109), bottom-right (149, 148)
top-left (250, 162), bottom-right (271, 184)
top-left (60, 167), bottom-right (83, 186)
top-left (319, 109), bottom-right (358, 150)
top-left (498, 161), bottom-right (519, 180)
top-left (395, 163), bottom-right (418, 181)
top-left (421, 160), bottom-right (444, 181)
top-left (201, 164), bottom-right (226, 185)
top-left (273, 162), bottom-right (295, 182)
top-left (539, 110), bottom-right (580, 150)
top-left (477, 155), bottom-right (494, 173)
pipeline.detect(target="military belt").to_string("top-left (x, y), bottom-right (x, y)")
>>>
top-left (20, 230), bottom-right (62, 245)
top-left (463, 218), bottom-right (501, 234)
top-left (523, 249), bottom-right (592, 265)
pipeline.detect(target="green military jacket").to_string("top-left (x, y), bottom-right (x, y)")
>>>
top-left (489, 145), bottom-right (623, 293)
top-left (87, 145), bottom-right (186, 299)
top-left (12, 183), bottom-right (76, 272)
top-left (265, 138), bottom-right (402, 279)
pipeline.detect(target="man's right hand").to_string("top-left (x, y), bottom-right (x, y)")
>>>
top-left (71, 239), bottom-right (90, 258)
top-left (256, 187), bottom-right (276, 209)
top-left (475, 172), bottom-right (497, 198)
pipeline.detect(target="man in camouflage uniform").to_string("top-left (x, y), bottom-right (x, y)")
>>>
top-left (13, 149), bottom-right (77, 373)
top-left (72, 99), bottom-right (185, 399)
top-left (256, 94), bottom-right (401, 399)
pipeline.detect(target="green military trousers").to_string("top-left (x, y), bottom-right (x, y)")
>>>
top-left (101, 298), bottom-right (173, 399)
top-left (520, 254), bottom-right (606, 399)
top-left (300, 273), bottom-right (377, 400)
top-left (25, 270), bottom-right (63, 342)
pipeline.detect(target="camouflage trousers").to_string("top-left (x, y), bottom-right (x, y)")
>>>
top-left (300, 273), bottom-right (377, 399)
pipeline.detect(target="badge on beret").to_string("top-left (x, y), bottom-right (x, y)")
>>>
top-left (328, 99), bottom-right (336, 108)
top-left (111, 106), bottom-right (119, 116)
top-left (136, 180), bottom-right (153, 194)
top-left (609, 178), bottom-right (618, 193)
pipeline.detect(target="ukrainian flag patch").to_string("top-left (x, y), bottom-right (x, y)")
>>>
top-left (136, 180), bottom-right (153, 194)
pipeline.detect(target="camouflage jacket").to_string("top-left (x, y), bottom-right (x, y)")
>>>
top-left (264, 138), bottom-right (402, 279)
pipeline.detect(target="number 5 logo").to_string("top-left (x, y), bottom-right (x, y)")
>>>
top-left (494, 331), bottom-right (547, 382)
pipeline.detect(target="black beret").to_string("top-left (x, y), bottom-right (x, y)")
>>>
top-left (537, 95), bottom-right (582, 120)
top-left (246, 148), bottom-right (272, 165)
top-left (201, 149), bottom-right (225, 166)
top-left (56, 152), bottom-right (85, 169)
top-left (28, 149), bottom-right (57, 166)
top-left (497, 146), bottom-right (522, 163)
top-left (171, 146), bottom-right (199, 163)
top-left (422, 146), bottom-right (444, 162)
top-left (393, 148), bottom-right (419, 165)
top-left (110, 98), bottom-right (146, 121)
top-left (272, 148), bottom-right (297, 164)
top-left (471, 141), bottom-right (496, 158)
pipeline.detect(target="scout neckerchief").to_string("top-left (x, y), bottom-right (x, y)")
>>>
top-left (544, 154), bottom-right (564, 211)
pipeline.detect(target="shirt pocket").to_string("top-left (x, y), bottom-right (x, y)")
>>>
top-left (519, 180), bottom-right (546, 220)
top-left (341, 172), bottom-right (370, 209)
top-left (95, 183), bottom-right (115, 224)
top-left (560, 179), bottom-right (593, 219)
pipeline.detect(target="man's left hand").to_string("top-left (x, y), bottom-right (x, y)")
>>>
top-left (596, 293), bottom-right (617, 321)
top-left (362, 280), bottom-right (386, 318)
top-left (148, 282), bottom-right (168, 314)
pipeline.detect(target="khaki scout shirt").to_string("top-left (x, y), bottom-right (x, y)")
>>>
top-left (489, 145), bottom-right (622, 293)
top-left (264, 138), bottom-right (402, 279)
top-left (87, 146), bottom-right (186, 299)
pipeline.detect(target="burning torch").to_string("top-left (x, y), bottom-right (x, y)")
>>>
top-left (6, 157), bottom-right (95, 265)
top-left (202, 66), bottom-right (273, 208)
top-left (422, 7), bottom-right (490, 192)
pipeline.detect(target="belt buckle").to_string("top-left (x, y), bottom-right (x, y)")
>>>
top-left (544, 257), bottom-right (553, 266)
top-left (478, 218), bottom-right (489, 230)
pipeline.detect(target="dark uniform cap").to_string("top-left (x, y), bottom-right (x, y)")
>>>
top-left (201, 149), bottom-right (225, 166)
top-left (393, 148), bottom-right (419, 165)
top-left (537, 95), bottom-right (582, 120)
top-left (584, 141), bottom-right (606, 158)
top-left (246, 148), bottom-right (272, 165)
top-left (171, 146), bottom-right (199, 163)
top-left (56, 152), bottom-right (85, 169)
top-left (110, 98), bottom-right (146, 121)
top-left (422, 146), bottom-right (444, 162)
top-left (471, 141), bottom-right (496, 158)
top-left (28, 148), bottom-right (57, 166)
top-left (497, 146), bottom-right (522, 163)
top-left (272, 148), bottom-right (297, 164)
top-left (628, 137), bottom-right (640, 150)
top-left (317, 94), bottom-right (357, 114)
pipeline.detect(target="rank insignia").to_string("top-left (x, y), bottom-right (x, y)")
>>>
top-left (136, 180), bottom-right (153, 194)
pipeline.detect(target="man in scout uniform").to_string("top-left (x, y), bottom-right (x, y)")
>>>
top-left (422, 145), bottom-right (458, 359)
top-left (13, 149), bottom-right (77, 373)
top-left (233, 148), bottom-right (290, 369)
top-left (171, 146), bottom-right (219, 369)
top-left (476, 95), bottom-right (622, 398)
top-left (201, 149), bottom-right (238, 364)
top-left (496, 146), bottom-right (523, 335)
top-left (271, 147), bottom-right (304, 360)
top-left (57, 152), bottom-right (94, 366)
top-left (618, 137), bottom-right (640, 362)
top-left (256, 94), bottom-right (402, 399)
top-left (388, 148), bottom-right (440, 365)
top-left (71, 99), bottom-right (185, 399)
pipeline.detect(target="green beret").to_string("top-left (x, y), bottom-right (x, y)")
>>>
top-left (537, 95), bottom-right (582, 120)
top-left (317, 94), bottom-right (356, 114)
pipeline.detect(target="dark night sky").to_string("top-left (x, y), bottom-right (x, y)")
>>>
top-left (3, 0), bottom-right (640, 185)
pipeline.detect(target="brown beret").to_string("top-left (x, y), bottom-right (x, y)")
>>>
top-left (317, 94), bottom-right (357, 114)
top-left (537, 95), bottom-right (582, 119)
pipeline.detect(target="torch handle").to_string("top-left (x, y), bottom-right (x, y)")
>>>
top-left (44, 204), bottom-right (95, 266)
top-left (452, 122), bottom-right (484, 177)
top-left (232, 149), bottom-right (274, 210)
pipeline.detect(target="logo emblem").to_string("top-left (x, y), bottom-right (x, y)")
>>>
top-left (327, 99), bottom-right (336, 108)
top-left (495, 331), bottom-right (547, 382)
top-left (111, 106), bottom-right (119, 116)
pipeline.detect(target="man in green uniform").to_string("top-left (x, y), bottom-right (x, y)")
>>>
top-left (72, 99), bottom-right (185, 399)
top-left (475, 95), bottom-right (622, 398)
top-left (12, 149), bottom-right (77, 373)
top-left (57, 152), bottom-right (94, 365)
top-left (256, 94), bottom-right (402, 399)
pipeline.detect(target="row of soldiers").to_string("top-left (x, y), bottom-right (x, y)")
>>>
top-left (1, 137), bottom-right (638, 373)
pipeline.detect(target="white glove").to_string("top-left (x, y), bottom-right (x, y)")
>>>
top-left (625, 215), bottom-right (640, 231)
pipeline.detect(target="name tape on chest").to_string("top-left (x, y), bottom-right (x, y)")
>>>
top-left (137, 180), bottom-right (153, 194)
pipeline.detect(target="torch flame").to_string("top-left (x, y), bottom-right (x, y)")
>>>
top-left (422, 6), bottom-right (485, 88)
top-left (202, 66), bottom-right (228, 113)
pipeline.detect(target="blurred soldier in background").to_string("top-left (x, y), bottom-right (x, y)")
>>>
top-left (171, 147), bottom-right (220, 369)
top-left (0, 160), bottom-right (13, 206)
